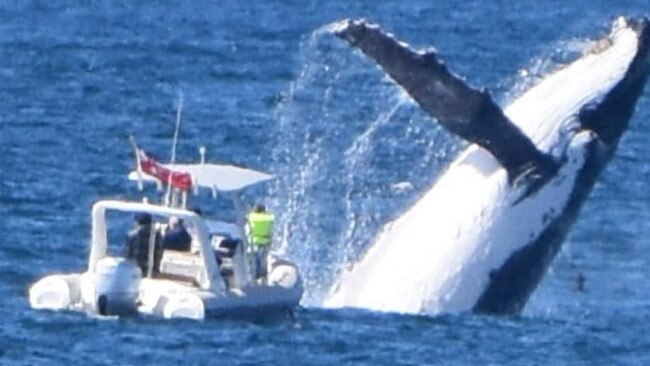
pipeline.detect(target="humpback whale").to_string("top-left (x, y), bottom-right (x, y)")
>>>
top-left (324, 17), bottom-right (650, 315)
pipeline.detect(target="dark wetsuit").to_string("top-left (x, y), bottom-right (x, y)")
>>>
top-left (126, 224), bottom-right (163, 276)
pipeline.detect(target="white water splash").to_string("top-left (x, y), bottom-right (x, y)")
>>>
top-left (269, 24), bottom-right (456, 305)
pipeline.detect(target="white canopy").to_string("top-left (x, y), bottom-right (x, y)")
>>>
top-left (128, 163), bottom-right (274, 192)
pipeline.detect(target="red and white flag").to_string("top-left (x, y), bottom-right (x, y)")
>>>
top-left (136, 149), bottom-right (193, 191)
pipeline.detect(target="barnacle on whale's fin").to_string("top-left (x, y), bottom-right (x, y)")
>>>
top-left (333, 19), bottom-right (558, 193)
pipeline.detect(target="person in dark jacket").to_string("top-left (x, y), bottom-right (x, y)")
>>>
top-left (126, 212), bottom-right (163, 277)
top-left (162, 216), bottom-right (192, 252)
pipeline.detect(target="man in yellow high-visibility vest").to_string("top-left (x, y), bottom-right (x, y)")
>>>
top-left (246, 203), bottom-right (275, 282)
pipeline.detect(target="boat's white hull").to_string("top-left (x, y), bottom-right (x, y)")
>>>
top-left (137, 277), bottom-right (303, 320)
top-left (29, 259), bottom-right (302, 320)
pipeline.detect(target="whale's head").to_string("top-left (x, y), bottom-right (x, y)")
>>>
top-left (578, 17), bottom-right (650, 148)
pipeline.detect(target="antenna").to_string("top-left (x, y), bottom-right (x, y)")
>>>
top-left (166, 92), bottom-right (184, 206)
top-left (170, 91), bottom-right (184, 164)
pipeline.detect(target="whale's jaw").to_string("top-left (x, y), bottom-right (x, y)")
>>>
top-left (325, 17), bottom-right (650, 315)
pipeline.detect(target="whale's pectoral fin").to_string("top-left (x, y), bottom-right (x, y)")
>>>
top-left (333, 19), bottom-right (558, 192)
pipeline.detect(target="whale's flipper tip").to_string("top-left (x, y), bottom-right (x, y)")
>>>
top-left (332, 19), bottom-right (372, 39)
top-left (330, 19), bottom-right (352, 36)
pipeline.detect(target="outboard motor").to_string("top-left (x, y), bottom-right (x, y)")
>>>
top-left (94, 257), bottom-right (142, 316)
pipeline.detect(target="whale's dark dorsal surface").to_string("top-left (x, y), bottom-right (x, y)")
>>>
top-left (326, 18), bottom-right (650, 315)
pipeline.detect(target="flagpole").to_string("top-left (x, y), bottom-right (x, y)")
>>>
top-left (166, 92), bottom-right (184, 206)
top-left (170, 92), bottom-right (184, 164)
top-left (129, 136), bottom-right (144, 191)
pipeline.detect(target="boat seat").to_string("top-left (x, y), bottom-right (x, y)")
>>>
top-left (158, 250), bottom-right (203, 287)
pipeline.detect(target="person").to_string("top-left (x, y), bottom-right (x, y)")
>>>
top-left (246, 203), bottom-right (275, 282)
top-left (162, 216), bottom-right (192, 252)
top-left (214, 237), bottom-right (241, 290)
top-left (126, 212), bottom-right (163, 277)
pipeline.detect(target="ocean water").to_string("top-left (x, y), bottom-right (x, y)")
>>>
top-left (1, 1), bottom-right (649, 365)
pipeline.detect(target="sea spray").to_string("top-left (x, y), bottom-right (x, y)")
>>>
top-left (269, 23), bottom-right (457, 305)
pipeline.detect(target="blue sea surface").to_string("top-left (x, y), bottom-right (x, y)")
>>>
top-left (1, 1), bottom-right (649, 365)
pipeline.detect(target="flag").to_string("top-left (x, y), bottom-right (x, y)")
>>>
top-left (137, 149), bottom-right (193, 191)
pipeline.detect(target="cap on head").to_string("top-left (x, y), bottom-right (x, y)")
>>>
top-left (135, 212), bottom-right (152, 225)
top-left (254, 203), bottom-right (266, 213)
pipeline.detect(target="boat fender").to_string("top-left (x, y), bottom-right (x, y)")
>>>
top-left (29, 275), bottom-right (72, 310)
top-left (267, 263), bottom-right (299, 289)
top-left (62, 274), bottom-right (82, 306)
top-left (163, 294), bottom-right (205, 320)
top-left (138, 290), bottom-right (169, 315)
